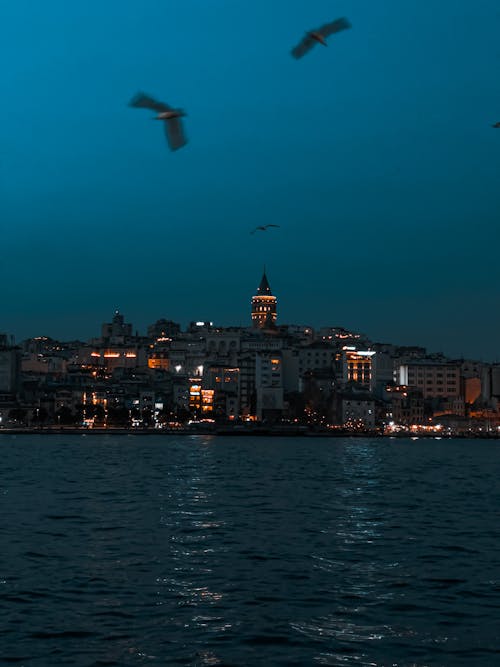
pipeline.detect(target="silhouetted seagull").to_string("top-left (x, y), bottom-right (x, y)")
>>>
top-left (129, 92), bottom-right (187, 151)
top-left (250, 224), bottom-right (280, 235)
top-left (291, 17), bottom-right (351, 59)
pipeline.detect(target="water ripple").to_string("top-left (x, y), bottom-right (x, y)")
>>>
top-left (0, 435), bottom-right (499, 666)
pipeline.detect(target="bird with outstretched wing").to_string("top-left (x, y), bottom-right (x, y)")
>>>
top-left (129, 92), bottom-right (172, 114)
top-left (291, 17), bottom-right (351, 59)
top-left (250, 224), bottom-right (280, 234)
top-left (129, 92), bottom-right (188, 151)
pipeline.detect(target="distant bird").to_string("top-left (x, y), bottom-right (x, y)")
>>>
top-left (129, 92), bottom-right (187, 151)
top-left (291, 17), bottom-right (351, 59)
top-left (493, 122), bottom-right (500, 128)
top-left (251, 224), bottom-right (280, 235)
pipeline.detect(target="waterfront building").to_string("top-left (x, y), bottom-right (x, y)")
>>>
top-left (387, 386), bottom-right (425, 425)
top-left (238, 328), bottom-right (289, 417)
top-left (53, 388), bottom-right (86, 415)
top-left (281, 348), bottom-right (301, 393)
top-left (342, 347), bottom-right (376, 392)
top-left (433, 395), bottom-right (466, 418)
top-left (301, 368), bottom-right (337, 424)
top-left (463, 362), bottom-right (500, 403)
top-left (341, 392), bottom-right (376, 429)
top-left (188, 378), bottom-right (202, 414)
top-left (368, 348), bottom-right (397, 395)
top-left (238, 350), bottom-right (257, 416)
top-left (204, 365), bottom-right (240, 418)
top-left (0, 335), bottom-right (21, 396)
top-left (397, 361), bottom-right (461, 399)
top-left (172, 378), bottom-right (189, 410)
top-left (488, 365), bottom-right (500, 399)
top-left (255, 352), bottom-right (284, 421)
top-left (0, 335), bottom-right (21, 426)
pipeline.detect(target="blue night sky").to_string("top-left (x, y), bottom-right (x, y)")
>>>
top-left (1, 0), bottom-right (499, 359)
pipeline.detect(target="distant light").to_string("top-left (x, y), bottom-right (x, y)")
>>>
top-left (175, 365), bottom-right (182, 372)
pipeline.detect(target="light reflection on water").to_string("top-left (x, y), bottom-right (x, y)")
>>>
top-left (0, 435), bottom-right (499, 666)
top-left (156, 442), bottom-right (228, 663)
top-left (302, 440), bottom-right (397, 664)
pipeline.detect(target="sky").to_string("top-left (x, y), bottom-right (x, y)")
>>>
top-left (1, 0), bottom-right (499, 359)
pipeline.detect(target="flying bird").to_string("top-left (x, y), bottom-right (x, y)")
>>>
top-left (129, 92), bottom-right (187, 151)
top-left (291, 17), bottom-right (351, 59)
top-left (250, 224), bottom-right (280, 235)
top-left (493, 122), bottom-right (500, 128)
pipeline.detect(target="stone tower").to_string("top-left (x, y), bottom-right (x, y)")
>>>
top-left (251, 270), bottom-right (277, 328)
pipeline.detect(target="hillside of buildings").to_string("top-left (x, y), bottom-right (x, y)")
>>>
top-left (2, 274), bottom-right (499, 436)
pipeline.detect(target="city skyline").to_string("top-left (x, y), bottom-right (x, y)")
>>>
top-left (1, 0), bottom-right (499, 360)
top-left (2, 289), bottom-right (500, 435)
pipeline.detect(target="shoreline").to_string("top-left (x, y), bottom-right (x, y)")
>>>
top-left (1, 427), bottom-right (499, 439)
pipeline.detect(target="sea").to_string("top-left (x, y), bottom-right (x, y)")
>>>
top-left (1, 435), bottom-right (499, 667)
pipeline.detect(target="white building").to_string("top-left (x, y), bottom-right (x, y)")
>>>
top-left (255, 353), bottom-right (284, 420)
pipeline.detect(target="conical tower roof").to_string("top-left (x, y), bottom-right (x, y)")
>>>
top-left (257, 271), bottom-right (272, 296)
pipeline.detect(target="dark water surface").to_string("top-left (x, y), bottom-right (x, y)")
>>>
top-left (1, 435), bottom-right (499, 666)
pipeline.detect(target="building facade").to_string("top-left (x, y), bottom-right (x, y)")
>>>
top-left (398, 361), bottom-right (460, 399)
top-left (251, 271), bottom-right (277, 328)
